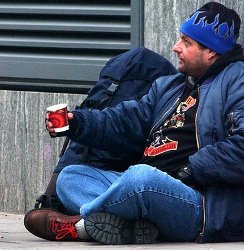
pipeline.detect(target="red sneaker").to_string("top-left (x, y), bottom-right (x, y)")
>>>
top-left (24, 209), bottom-right (81, 241)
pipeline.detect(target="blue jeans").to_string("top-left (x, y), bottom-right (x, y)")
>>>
top-left (56, 164), bottom-right (203, 242)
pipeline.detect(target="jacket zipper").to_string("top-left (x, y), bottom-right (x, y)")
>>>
top-left (229, 112), bottom-right (234, 135)
top-left (149, 96), bottom-right (181, 137)
top-left (197, 194), bottom-right (206, 243)
top-left (195, 86), bottom-right (206, 243)
top-left (195, 87), bottom-right (200, 150)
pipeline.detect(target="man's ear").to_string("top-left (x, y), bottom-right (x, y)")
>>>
top-left (208, 49), bottom-right (219, 62)
top-left (208, 50), bottom-right (218, 59)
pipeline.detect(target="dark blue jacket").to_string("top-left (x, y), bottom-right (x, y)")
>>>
top-left (68, 46), bottom-right (244, 242)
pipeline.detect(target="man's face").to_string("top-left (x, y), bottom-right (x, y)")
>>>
top-left (172, 33), bottom-right (210, 78)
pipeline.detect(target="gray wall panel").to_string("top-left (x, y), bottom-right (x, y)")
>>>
top-left (0, 91), bottom-right (83, 213)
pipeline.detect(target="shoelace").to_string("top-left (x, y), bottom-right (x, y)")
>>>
top-left (51, 219), bottom-right (78, 240)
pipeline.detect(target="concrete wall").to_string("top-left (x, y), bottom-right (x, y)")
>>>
top-left (0, 91), bottom-right (84, 213)
top-left (0, 0), bottom-right (243, 213)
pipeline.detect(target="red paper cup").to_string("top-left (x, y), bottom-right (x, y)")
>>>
top-left (47, 103), bottom-right (69, 132)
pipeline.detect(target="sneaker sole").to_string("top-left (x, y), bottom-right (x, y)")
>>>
top-left (85, 213), bottom-right (159, 245)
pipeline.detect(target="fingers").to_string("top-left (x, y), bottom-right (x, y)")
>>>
top-left (45, 112), bottom-right (57, 136)
top-left (67, 112), bottom-right (74, 120)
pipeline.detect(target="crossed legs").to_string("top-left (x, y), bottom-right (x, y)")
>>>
top-left (57, 164), bottom-right (203, 242)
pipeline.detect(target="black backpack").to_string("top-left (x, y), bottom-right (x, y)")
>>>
top-left (55, 47), bottom-right (178, 173)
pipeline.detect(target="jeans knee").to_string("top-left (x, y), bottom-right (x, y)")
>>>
top-left (56, 165), bottom-right (72, 193)
top-left (128, 164), bottom-right (157, 176)
top-left (57, 164), bottom-right (88, 193)
top-left (124, 164), bottom-right (165, 187)
top-left (58, 165), bottom-right (75, 182)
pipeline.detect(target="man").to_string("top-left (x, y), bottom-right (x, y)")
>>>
top-left (24, 2), bottom-right (244, 244)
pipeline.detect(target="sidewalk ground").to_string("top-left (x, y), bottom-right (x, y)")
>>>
top-left (0, 212), bottom-right (243, 250)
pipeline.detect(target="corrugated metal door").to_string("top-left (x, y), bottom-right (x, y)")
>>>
top-left (0, 0), bottom-right (144, 93)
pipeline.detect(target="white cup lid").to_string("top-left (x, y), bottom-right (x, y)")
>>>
top-left (47, 103), bottom-right (67, 112)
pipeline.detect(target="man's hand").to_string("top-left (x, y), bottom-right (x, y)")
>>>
top-left (46, 112), bottom-right (74, 137)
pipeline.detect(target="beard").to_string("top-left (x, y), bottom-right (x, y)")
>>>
top-left (177, 53), bottom-right (208, 78)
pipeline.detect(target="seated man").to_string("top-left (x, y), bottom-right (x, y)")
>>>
top-left (25, 2), bottom-right (244, 245)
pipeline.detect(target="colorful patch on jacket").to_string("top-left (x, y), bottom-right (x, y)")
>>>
top-left (144, 136), bottom-right (178, 156)
top-left (164, 96), bottom-right (196, 128)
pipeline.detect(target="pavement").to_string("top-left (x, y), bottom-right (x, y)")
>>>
top-left (0, 213), bottom-right (243, 250)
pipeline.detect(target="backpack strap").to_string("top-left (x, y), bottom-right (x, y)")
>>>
top-left (95, 81), bottom-right (120, 109)
top-left (59, 136), bottom-right (70, 157)
top-left (107, 82), bottom-right (119, 96)
top-left (79, 81), bottom-right (120, 110)
top-left (81, 100), bottom-right (101, 109)
top-left (80, 146), bottom-right (89, 162)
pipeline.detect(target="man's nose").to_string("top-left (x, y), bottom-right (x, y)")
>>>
top-left (172, 41), bottom-right (181, 53)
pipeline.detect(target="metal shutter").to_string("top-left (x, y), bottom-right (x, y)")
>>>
top-left (0, 0), bottom-right (144, 93)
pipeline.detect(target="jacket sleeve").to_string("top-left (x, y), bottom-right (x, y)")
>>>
top-left (189, 63), bottom-right (244, 186)
top-left (68, 80), bottom-right (160, 155)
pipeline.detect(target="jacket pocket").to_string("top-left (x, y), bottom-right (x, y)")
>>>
top-left (226, 110), bottom-right (244, 136)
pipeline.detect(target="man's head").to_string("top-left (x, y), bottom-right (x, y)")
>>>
top-left (181, 2), bottom-right (241, 55)
top-left (173, 2), bottom-right (241, 78)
